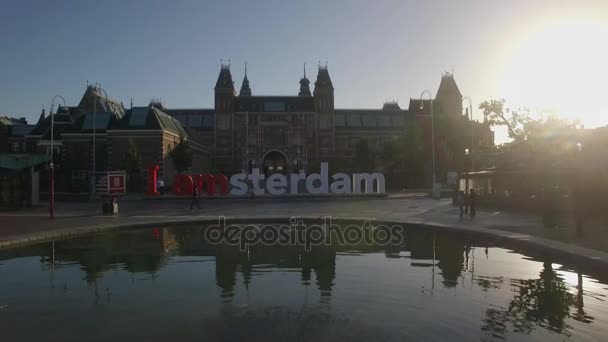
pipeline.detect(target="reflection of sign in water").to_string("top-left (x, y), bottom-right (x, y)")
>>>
top-left (263, 126), bottom-right (287, 146)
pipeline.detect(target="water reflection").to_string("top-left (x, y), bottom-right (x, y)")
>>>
top-left (0, 225), bottom-right (606, 341)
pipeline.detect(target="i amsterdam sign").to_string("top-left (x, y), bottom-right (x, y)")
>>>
top-left (146, 163), bottom-right (385, 196)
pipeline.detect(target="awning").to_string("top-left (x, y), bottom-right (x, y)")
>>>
top-left (0, 154), bottom-right (51, 172)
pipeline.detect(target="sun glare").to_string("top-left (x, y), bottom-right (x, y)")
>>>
top-left (497, 18), bottom-right (608, 127)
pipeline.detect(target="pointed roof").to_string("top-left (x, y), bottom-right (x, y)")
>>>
top-left (215, 65), bottom-right (235, 91)
top-left (239, 62), bottom-right (252, 96)
top-left (436, 72), bottom-right (462, 99)
top-left (37, 109), bottom-right (45, 124)
top-left (298, 63), bottom-right (311, 97)
top-left (112, 107), bottom-right (189, 137)
top-left (314, 65), bottom-right (334, 91)
top-left (77, 85), bottom-right (125, 118)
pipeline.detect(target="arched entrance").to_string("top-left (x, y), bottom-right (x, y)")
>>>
top-left (263, 151), bottom-right (288, 176)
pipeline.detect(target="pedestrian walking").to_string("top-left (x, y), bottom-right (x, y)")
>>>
top-left (157, 177), bottom-right (165, 195)
top-left (456, 190), bottom-right (465, 218)
top-left (469, 189), bottom-right (476, 218)
top-left (190, 186), bottom-right (201, 210)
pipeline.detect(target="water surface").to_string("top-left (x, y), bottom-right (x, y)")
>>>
top-left (1, 226), bottom-right (607, 341)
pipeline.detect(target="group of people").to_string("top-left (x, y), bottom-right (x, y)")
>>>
top-left (456, 189), bottom-right (476, 218)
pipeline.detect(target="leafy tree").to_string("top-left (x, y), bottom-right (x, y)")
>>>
top-left (122, 139), bottom-right (142, 191)
top-left (479, 99), bottom-right (540, 141)
top-left (381, 124), bottom-right (426, 187)
top-left (170, 137), bottom-right (193, 173)
top-left (354, 138), bottom-right (373, 172)
top-left (123, 139), bottom-right (141, 174)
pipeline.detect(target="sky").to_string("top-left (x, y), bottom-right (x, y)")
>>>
top-left (1, 0), bottom-right (607, 143)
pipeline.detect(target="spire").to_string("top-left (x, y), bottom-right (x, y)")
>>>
top-left (37, 109), bottom-right (45, 124)
top-left (298, 62), bottom-right (311, 97)
top-left (314, 65), bottom-right (333, 91)
top-left (215, 63), bottom-right (235, 91)
top-left (239, 61), bottom-right (252, 96)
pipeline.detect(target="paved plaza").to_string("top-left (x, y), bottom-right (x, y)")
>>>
top-left (1, 195), bottom-right (607, 266)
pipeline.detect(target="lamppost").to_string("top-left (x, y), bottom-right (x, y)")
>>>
top-left (91, 85), bottom-right (108, 198)
top-left (420, 90), bottom-right (437, 198)
top-left (464, 148), bottom-right (470, 194)
top-left (462, 96), bottom-right (474, 171)
top-left (49, 95), bottom-right (66, 219)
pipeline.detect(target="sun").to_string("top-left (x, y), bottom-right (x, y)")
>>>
top-left (497, 17), bottom-right (608, 128)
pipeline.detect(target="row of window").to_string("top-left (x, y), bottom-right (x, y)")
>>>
top-left (172, 113), bottom-right (405, 130)
top-left (335, 135), bottom-right (394, 149)
top-left (173, 114), bottom-right (215, 128)
top-left (334, 113), bottom-right (404, 128)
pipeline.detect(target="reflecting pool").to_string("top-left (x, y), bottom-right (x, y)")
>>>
top-left (1, 225), bottom-right (607, 341)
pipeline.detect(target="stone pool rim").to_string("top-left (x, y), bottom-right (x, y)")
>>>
top-left (2, 216), bottom-right (608, 271)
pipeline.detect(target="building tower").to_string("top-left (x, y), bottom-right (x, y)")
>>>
top-left (313, 65), bottom-right (334, 113)
top-left (298, 63), bottom-right (311, 97)
top-left (434, 72), bottom-right (463, 117)
top-left (214, 63), bottom-right (235, 113)
top-left (239, 62), bottom-right (252, 97)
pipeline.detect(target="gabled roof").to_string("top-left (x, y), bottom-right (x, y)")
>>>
top-left (215, 66), bottom-right (235, 91)
top-left (436, 73), bottom-right (462, 99)
top-left (112, 107), bottom-right (188, 137)
top-left (314, 66), bottom-right (334, 91)
top-left (164, 108), bottom-right (215, 129)
top-left (77, 86), bottom-right (125, 118)
top-left (28, 113), bottom-right (74, 139)
top-left (408, 99), bottom-right (433, 115)
top-left (0, 116), bottom-right (27, 126)
top-left (65, 111), bottom-right (122, 133)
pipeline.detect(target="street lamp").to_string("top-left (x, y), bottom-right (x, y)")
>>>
top-left (420, 90), bottom-right (437, 198)
top-left (49, 95), bottom-right (66, 219)
top-left (464, 148), bottom-right (470, 194)
top-left (462, 96), bottom-right (474, 171)
top-left (91, 85), bottom-right (108, 198)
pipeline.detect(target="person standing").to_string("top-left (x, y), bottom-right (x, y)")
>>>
top-left (157, 177), bottom-right (165, 195)
top-left (469, 189), bottom-right (476, 218)
top-left (456, 191), bottom-right (465, 218)
top-left (190, 186), bottom-right (200, 210)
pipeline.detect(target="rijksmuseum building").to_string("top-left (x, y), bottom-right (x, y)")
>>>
top-left (13, 63), bottom-right (493, 193)
top-left (166, 63), bottom-right (493, 177)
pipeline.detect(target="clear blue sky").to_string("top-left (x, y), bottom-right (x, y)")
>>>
top-left (1, 0), bottom-right (607, 141)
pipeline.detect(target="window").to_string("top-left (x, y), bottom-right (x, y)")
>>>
top-left (392, 115), bottom-right (404, 127)
top-left (336, 137), bottom-right (347, 149)
top-left (202, 115), bottom-right (214, 128)
top-left (346, 114), bottom-right (361, 127)
top-left (319, 115), bottom-right (332, 129)
top-left (264, 102), bottom-right (285, 112)
top-left (379, 115), bottom-right (392, 127)
top-left (362, 114), bottom-right (377, 127)
top-left (217, 116), bottom-right (231, 130)
top-left (335, 114), bottom-right (346, 127)
top-left (11, 142), bottom-right (20, 153)
top-left (188, 115), bottom-right (202, 127)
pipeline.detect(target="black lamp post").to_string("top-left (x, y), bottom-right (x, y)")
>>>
top-left (464, 148), bottom-right (470, 194)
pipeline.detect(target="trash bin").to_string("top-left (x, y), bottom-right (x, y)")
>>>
top-left (102, 194), bottom-right (118, 215)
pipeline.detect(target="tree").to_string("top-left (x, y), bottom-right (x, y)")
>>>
top-left (122, 139), bottom-right (142, 191)
top-left (381, 124), bottom-right (426, 187)
top-left (170, 137), bottom-right (193, 173)
top-left (479, 99), bottom-right (543, 142)
top-left (354, 138), bottom-right (373, 172)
